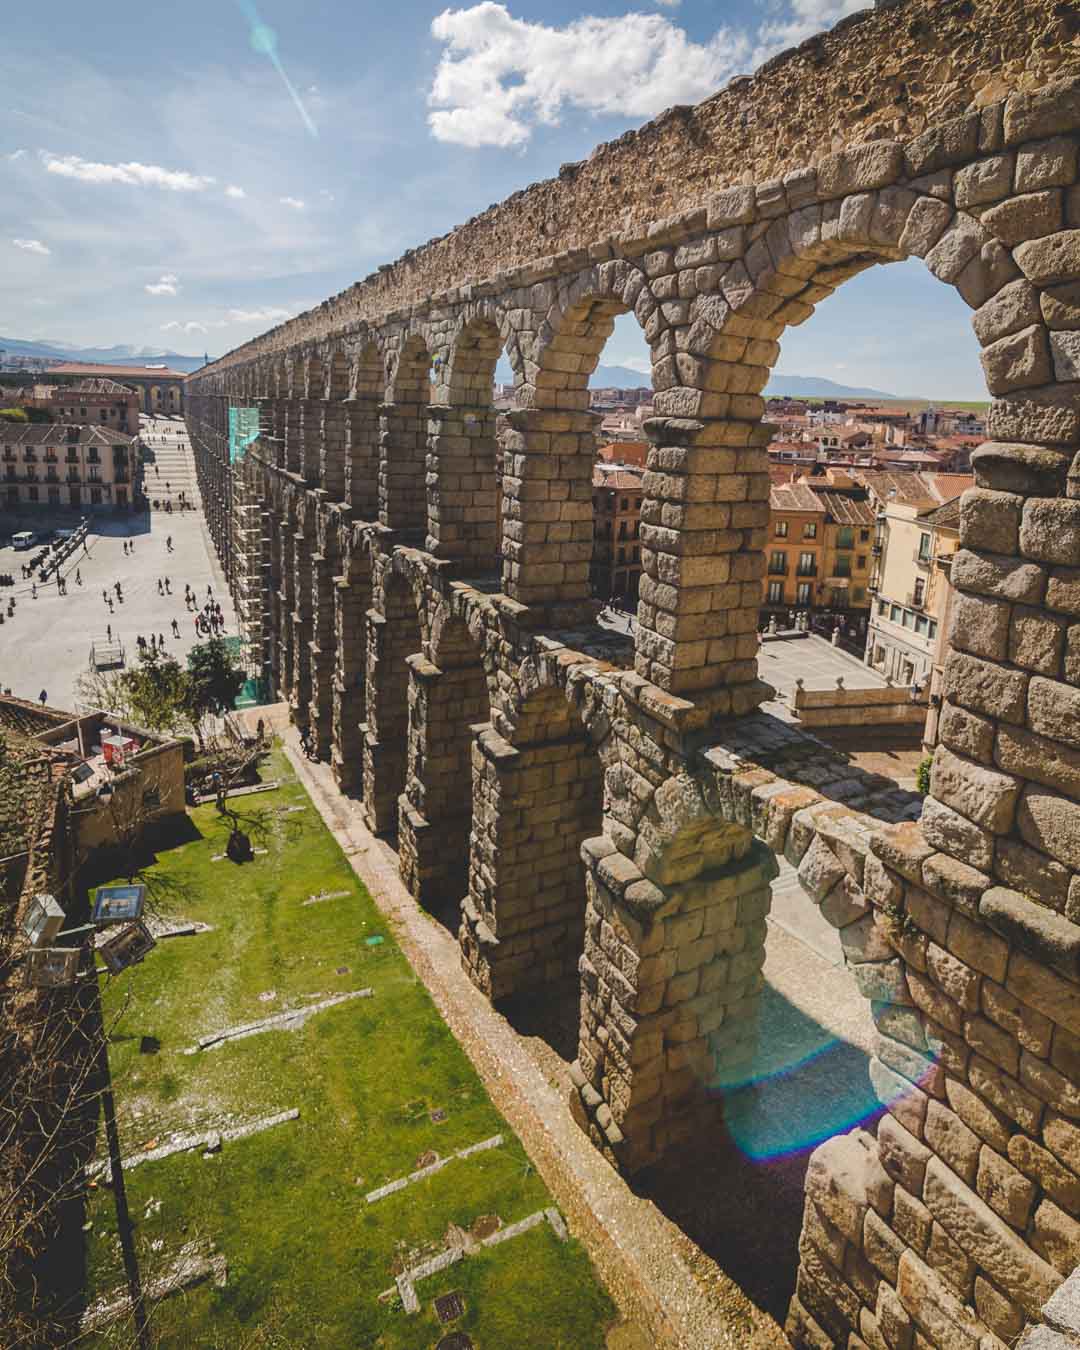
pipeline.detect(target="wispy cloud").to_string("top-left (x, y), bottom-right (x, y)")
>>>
top-left (7, 148), bottom-right (26, 161)
top-left (162, 320), bottom-right (209, 334)
top-left (279, 195), bottom-right (306, 210)
top-left (145, 272), bottom-right (180, 296)
top-left (225, 184), bottom-right (246, 199)
top-left (13, 238), bottom-right (50, 255)
top-left (162, 305), bottom-right (297, 332)
top-left (225, 305), bottom-right (295, 322)
top-left (41, 152), bottom-right (215, 191)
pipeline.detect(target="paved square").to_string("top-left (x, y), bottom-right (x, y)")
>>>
top-left (0, 422), bottom-right (235, 710)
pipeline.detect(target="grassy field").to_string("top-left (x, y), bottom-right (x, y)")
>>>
top-left (82, 747), bottom-right (614, 1348)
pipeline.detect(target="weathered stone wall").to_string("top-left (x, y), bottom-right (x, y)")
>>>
top-left (187, 19), bottom-right (1080, 1346)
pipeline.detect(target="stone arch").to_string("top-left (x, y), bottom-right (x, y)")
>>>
top-left (380, 333), bottom-right (430, 533)
top-left (326, 346), bottom-right (350, 401)
top-left (343, 341), bottom-right (382, 519)
top-left (504, 264), bottom-right (650, 607)
top-left (362, 566), bottom-right (425, 834)
top-left (400, 608), bottom-right (492, 924)
top-left (427, 315), bottom-right (503, 567)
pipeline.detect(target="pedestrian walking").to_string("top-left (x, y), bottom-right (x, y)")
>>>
top-left (107, 596), bottom-right (114, 612)
top-left (31, 583), bottom-right (37, 599)
top-left (171, 619), bottom-right (179, 637)
top-left (157, 579), bottom-right (164, 595)
top-left (107, 624), bottom-right (112, 642)
top-left (39, 689), bottom-right (47, 706)
top-left (103, 588), bottom-right (108, 604)
top-left (75, 569), bottom-right (81, 585)
top-left (159, 632), bottom-right (165, 647)
top-left (166, 535), bottom-right (172, 551)
top-left (165, 578), bottom-right (171, 594)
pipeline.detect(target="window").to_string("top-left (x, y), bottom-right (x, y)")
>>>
top-left (804, 522), bottom-right (818, 539)
top-left (91, 488), bottom-right (102, 505)
top-left (797, 552), bottom-right (816, 576)
top-left (918, 532), bottom-right (931, 561)
top-left (928, 620), bottom-right (938, 640)
top-left (769, 551), bottom-right (787, 575)
top-left (890, 603), bottom-right (901, 622)
top-left (860, 529), bottom-right (870, 543)
top-left (837, 526), bottom-right (854, 549)
top-left (915, 614), bottom-right (930, 636)
top-left (852, 587), bottom-right (865, 603)
top-left (856, 555), bottom-right (867, 569)
top-left (618, 547), bottom-right (626, 563)
top-left (835, 555), bottom-right (852, 578)
top-left (620, 497), bottom-right (628, 511)
top-left (775, 520), bottom-right (788, 538)
top-left (796, 581), bottom-right (813, 605)
top-left (48, 487), bottom-right (59, 505)
top-left (768, 580), bottom-right (783, 604)
top-left (902, 609), bottom-right (913, 628)
top-left (913, 577), bottom-right (926, 605)
top-left (28, 486), bottom-right (38, 502)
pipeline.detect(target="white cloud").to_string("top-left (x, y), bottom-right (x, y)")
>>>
top-left (653, 0), bottom-right (681, 7)
top-left (145, 272), bottom-right (180, 296)
top-left (279, 195), bottom-right (306, 210)
top-left (7, 149), bottom-right (27, 161)
top-left (41, 152), bottom-right (215, 191)
top-left (225, 306), bottom-right (295, 323)
top-left (428, 3), bottom-right (751, 147)
top-left (13, 238), bottom-right (50, 255)
top-left (161, 306), bottom-right (297, 333)
top-left (225, 184), bottom-right (246, 199)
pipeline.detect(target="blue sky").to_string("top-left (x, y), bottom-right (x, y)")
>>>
top-left (3, 0), bottom-right (985, 397)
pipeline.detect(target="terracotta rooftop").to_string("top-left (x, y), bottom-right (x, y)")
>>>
top-left (48, 361), bottom-right (185, 379)
top-left (0, 424), bottom-right (135, 448)
top-left (770, 482), bottom-right (826, 513)
top-left (814, 490), bottom-right (877, 526)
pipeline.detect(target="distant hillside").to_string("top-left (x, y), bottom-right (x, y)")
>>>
top-left (493, 353), bottom-right (897, 400)
top-left (0, 337), bottom-right (211, 375)
top-left (764, 374), bottom-right (898, 400)
top-left (496, 357), bottom-right (649, 389)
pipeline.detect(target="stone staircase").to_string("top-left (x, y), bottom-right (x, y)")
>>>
top-left (141, 428), bottom-right (199, 511)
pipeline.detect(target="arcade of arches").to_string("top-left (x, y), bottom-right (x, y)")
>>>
top-left (187, 9), bottom-right (1080, 1344)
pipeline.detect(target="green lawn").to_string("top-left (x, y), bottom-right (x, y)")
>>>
top-left (83, 747), bottom-right (614, 1348)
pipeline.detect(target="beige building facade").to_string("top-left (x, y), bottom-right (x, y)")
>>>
top-left (1, 424), bottom-right (137, 512)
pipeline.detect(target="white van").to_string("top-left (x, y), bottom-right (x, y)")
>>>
top-left (12, 531), bottom-right (35, 551)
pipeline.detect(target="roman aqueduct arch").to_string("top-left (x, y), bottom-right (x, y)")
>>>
top-left (187, 2), bottom-right (1080, 1343)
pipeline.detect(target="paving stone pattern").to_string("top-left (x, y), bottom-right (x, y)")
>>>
top-left (185, 15), bottom-right (1080, 1348)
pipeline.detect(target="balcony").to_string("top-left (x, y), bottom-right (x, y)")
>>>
top-left (795, 564), bottom-right (818, 578)
top-left (907, 591), bottom-right (926, 610)
top-left (871, 543), bottom-right (882, 556)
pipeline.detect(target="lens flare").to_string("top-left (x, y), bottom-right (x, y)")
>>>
top-left (238, 0), bottom-right (318, 139)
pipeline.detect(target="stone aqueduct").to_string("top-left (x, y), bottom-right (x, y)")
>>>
top-left (186, 3), bottom-right (1080, 1344)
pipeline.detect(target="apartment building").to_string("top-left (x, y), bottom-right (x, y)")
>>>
top-left (1, 425), bottom-right (137, 511)
top-left (864, 478), bottom-right (967, 688)
top-left (592, 463), bottom-right (643, 603)
top-left (763, 482), bottom-right (825, 615)
top-left (761, 474), bottom-right (876, 637)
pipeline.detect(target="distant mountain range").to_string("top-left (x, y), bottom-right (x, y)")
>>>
top-left (764, 374), bottom-right (898, 400)
top-left (0, 337), bottom-right (211, 375)
top-left (494, 354), bottom-right (896, 400)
